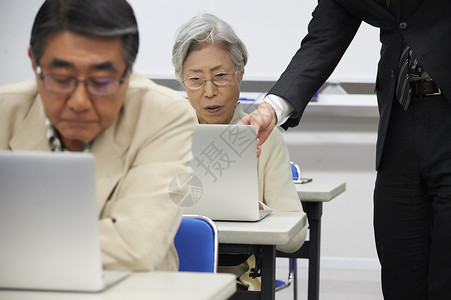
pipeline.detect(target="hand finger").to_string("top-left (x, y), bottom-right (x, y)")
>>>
top-left (237, 114), bottom-right (251, 126)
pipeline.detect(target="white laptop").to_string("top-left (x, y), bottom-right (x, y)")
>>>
top-left (0, 151), bottom-right (130, 292)
top-left (181, 124), bottom-right (271, 221)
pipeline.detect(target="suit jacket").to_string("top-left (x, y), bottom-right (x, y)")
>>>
top-left (0, 72), bottom-right (197, 271)
top-left (269, 0), bottom-right (451, 168)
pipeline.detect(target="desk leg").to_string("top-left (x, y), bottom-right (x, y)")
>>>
top-left (302, 201), bottom-right (323, 300)
top-left (224, 244), bottom-right (276, 300)
top-left (260, 245), bottom-right (276, 300)
top-left (292, 257), bottom-right (298, 300)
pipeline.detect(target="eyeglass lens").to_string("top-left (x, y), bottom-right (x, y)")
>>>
top-left (184, 71), bottom-right (236, 89)
top-left (42, 75), bottom-right (120, 95)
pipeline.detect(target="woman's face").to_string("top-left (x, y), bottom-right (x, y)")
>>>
top-left (182, 43), bottom-right (243, 124)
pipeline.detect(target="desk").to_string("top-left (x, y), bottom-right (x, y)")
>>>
top-left (0, 271), bottom-right (236, 300)
top-left (277, 179), bottom-right (346, 300)
top-left (216, 211), bottom-right (308, 300)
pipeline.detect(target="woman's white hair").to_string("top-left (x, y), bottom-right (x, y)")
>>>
top-left (172, 13), bottom-right (248, 82)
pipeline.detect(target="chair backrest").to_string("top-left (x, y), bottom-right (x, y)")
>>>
top-left (174, 215), bottom-right (218, 273)
top-left (290, 161), bottom-right (301, 181)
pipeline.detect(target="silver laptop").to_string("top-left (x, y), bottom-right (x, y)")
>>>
top-left (0, 151), bottom-right (130, 292)
top-left (181, 124), bottom-right (271, 221)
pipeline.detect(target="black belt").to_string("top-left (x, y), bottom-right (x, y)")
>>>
top-left (410, 80), bottom-right (441, 96)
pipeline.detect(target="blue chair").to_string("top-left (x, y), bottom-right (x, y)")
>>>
top-left (174, 215), bottom-right (218, 273)
top-left (275, 258), bottom-right (296, 291)
top-left (291, 161), bottom-right (301, 181)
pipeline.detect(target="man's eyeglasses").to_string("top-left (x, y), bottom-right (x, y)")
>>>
top-left (182, 70), bottom-right (238, 90)
top-left (36, 66), bottom-right (128, 96)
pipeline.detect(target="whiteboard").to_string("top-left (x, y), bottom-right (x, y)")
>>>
top-left (0, 0), bottom-right (380, 86)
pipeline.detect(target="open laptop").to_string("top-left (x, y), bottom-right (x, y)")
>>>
top-left (182, 124), bottom-right (271, 221)
top-left (0, 151), bottom-right (130, 292)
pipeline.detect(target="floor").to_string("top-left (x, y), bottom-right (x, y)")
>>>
top-left (275, 262), bottom-right (383, 300)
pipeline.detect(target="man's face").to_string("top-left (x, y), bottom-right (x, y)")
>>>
top-left (30, 31), bottom-right (129, 151)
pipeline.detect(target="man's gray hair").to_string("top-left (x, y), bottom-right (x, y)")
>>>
top-left (30, 0), bottom-right (139, 72)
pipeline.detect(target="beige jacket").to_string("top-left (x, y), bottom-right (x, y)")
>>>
top-left (0, 72), bottom-right (197, 271)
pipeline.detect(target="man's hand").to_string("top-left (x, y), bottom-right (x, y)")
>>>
top-left (237, 102), bottom-right (277, 157)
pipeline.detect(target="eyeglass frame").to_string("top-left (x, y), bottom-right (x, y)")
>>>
top-left (35, 65), bottom-right (129, 96)
top-left (182, 69), bottom-right (239, 90)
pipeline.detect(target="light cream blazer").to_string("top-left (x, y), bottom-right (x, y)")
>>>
top-left (0, 72), bottom-right (197, 271)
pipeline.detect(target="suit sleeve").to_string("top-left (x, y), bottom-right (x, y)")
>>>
top-left (269, 0), bottom-right (361, 128)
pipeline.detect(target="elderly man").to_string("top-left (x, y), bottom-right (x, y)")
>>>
top-left (0, 0), bottom-right (196, 271)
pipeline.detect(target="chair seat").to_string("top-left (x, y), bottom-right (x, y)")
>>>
top-left (275, 279), bottom-right (287, 289)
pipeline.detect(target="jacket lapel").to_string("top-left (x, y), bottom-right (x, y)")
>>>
top-left (230, 102), bottom-right (246, 124)
top-left (9, 95), bottom-right (50, 151)
top-left (90, 110), bottom-right (128, 214)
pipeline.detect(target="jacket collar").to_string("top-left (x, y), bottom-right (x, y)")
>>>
top-left (230, 102), bottom-right (246, 124)
top-left (9, 94), bottom-right (50, 151)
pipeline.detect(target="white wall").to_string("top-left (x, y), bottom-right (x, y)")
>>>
top-left (129, 0), bottom-right (380, 82)
top-left (0, 1), bottom-right (43, 85)
top-left (0, 0), bottom-right (380, 85)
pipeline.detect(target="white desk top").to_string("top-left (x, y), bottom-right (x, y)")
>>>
top-left (295, 179), bottom-right (346, 202)
top-left (0, 271), bottom-right (236, 300)
top-left (215, 211), bottom-right (307, 245)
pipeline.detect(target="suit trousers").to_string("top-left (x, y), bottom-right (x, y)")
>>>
top-left (374, 93), bottom-right (451, 299)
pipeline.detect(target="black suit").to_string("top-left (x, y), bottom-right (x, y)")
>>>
top-left (269, 0), bottom-right (451, 298)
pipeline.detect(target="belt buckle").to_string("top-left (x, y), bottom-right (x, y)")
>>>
top-left (424, 87), bottom-right (442, 96)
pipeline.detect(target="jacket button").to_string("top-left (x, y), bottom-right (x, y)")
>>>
top-left (399, 22), bottom-right (407, 29)
top-left (389, 69), bottom-right (395, 78)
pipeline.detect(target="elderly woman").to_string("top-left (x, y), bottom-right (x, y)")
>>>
top-left (172, 13), bottom-right (307, 290)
